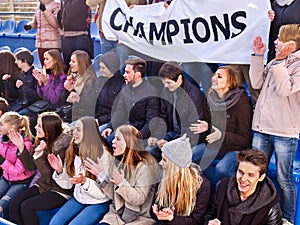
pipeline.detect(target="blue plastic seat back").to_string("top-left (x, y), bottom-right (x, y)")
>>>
top-left (32, 49), bottom-right (42, 70)
top-left (93, 53), bottom-right (102, 77)
top-left (0, 46), bottom-right (11, 51)
top-left (90, 22), bottom-right (99, 39)
top-left (2, 19), bottom-right (16, 33)
top-left (16, 19), bottom-right (30, 34)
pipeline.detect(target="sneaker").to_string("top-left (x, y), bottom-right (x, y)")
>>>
top-left (282, 218), bottom-right (294, 225)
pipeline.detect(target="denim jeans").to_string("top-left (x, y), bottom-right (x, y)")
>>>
top-left (252, 131), bottom-right (298, 223)
top-left (0, 178), bottom-right (28, 219)
top-left (49, 197), bottom-right (110, 225)
top-left (192, 144), bottom-right (238, 178)
top-left (100, 37), bottom-right (118, 54)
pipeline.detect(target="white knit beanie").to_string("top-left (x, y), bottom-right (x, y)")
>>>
top-left (162, 134), bottom-right (192, 168)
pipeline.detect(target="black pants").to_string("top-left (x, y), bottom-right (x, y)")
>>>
top-left (9, 185), bottom-right (67, 225)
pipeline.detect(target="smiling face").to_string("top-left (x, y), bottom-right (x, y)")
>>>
top-left (43, 52), bottom-right (56, 69)
top-left (73, 120), bottom-right (83, 145)
top-left (35, 117), bottom-right (45, 138)
top-left (112, 129), bottom-right (126, 156)
top-left (211, 68), bottom-right (229, 94)
top-left (236, 161), bottom-right (265, 200)
top-left (69, 54), bottom-right (79, 73)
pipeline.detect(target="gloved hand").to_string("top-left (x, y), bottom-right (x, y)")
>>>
top-left (0, 155), bottom-right (5, 165)
top-left (40, 3), bottom-right (46, 11)
top-left (24, 24), bottom-right (32, 30)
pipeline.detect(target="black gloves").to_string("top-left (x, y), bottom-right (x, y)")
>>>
top-left (0, 155), bottom-right (5, 165)
top-left (24, 24), bottom-right (32, 31)
top-left (40, 3), bottom-right (46, 11)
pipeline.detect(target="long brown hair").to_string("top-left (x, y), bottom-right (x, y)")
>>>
top-left (44, 49), bottom-right (66, 77)
top-left (34, 112), bottom-right (63, 153)
top-left (68, 50), bottom-right (96, 93)
top-left (0, 50), bottom-right (20, 82)
top-left (65, 117), bottom-right (105, 180)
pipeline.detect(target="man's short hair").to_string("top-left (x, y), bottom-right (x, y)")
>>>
top-left (15, 49), bottom-right (34, 66)
top-left (237, 149), bottom-right (268, 176)
top-left (158, 61), bottom-right (183, 81)
top-left (125, 57), bottom-right (147, 77)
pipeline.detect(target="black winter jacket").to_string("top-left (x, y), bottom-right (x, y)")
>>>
top-left (204, 177), bottom-right (282, 225)
top-left (107, 80), bottom-right (160, 139)
top-left (153, 78), bottom-right (210, 146)
top-left (95, 73), bottom-right (125, 125)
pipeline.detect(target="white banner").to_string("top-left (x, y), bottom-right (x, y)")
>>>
top-left (102, 0), bottom-right (271, 64)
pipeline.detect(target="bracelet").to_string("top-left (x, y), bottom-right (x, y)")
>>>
top-left (254, 53), bottom-right (264, 56)
top-left (273, 59), bottom-right (285, 65)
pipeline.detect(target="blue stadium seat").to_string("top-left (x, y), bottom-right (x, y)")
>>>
top-left (93, 53), bottom-right (102, 77)
top-left (1, 19), bottom-right (16, 33)
top-left (32, 49), bottom-right (42, 70)
top-left (13, 47), bottom-right (29, 54)
top-left (0, 217), bottom-right (16, 225)
top-left (90, 22), bottom-right (100, 40)
top-left (0, 46), bottom-right (11, 51)
top-left (16, 19), bottom-right (30, 34)
top-left (0, 19), bottom-right (2, 32)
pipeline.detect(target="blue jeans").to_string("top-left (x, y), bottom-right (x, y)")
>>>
top-left (100, 37), bottom-right (118, 54)
top-left (252, 131), bottom-right (298, 223)
top-left (192, 144), bottom-right (238, 178)
top-left (0, 178), bottom-right (28, 219)
top-left (49, 197), bottom-right (110, 225)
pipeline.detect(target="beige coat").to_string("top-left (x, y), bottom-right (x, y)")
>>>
top-left (98, 157), bottom-right (158, 225)
top-left (249, 49), bottom-right (300, 138)
top-left (29, 0), bottom-right (61, 49)
top-left (86, 0), bottom-right (147, 33)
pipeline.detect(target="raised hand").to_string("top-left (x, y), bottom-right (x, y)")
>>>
top-left (70, 173), bottom-right (86, 185)
top-left (110, 169), bottom-right (124, 186)
top-left (275, 40), bottom-right (297, 60)
top-left (84, 157), bottom-right (103, 176)
top-left (48, 153), bottom-right (63, 173)
top-left (8, 129), bottom-right (24, 152)
top-left (253, 36), bottom-right (266, 55)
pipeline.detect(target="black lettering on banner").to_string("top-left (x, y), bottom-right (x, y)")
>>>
top-left (149, 22), bottom-right (167, 45)
top-left (166, 20), bottom-right (179, 44)
top-left (231, 11), bottom-right (246, 38)
top-left (181, 19), bottom-right (193, 44)
top-left (210, 14), bottom-right (230, 41)
top-left (110, 8), bottom-right (123, 30)
top-left (109, 7), bottom-right (247, 45)
top-left (192, 17), bottom-right (210, 43)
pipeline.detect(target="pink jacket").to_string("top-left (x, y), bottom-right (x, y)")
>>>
top-left (29, 0), bottom-right (61, 49)
top-left (250, 50), bottom-right (300, 138)
top-left (0, 136), bottom-right (35, 182)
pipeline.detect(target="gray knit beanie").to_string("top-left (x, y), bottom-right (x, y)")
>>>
top-left (162, 134), bottom-right (192, 168)
top-left (100, 51), bottom-right (120, 74)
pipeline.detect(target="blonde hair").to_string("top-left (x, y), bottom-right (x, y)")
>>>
top-left (114, 125), bottom-right (156, 181)
top-left (65, 117), bottom-right (104, 180)
top-left (1, 112), bottom-right (33, 139)
top-left (279, 24), bottom-right (300, 51)
top-left (155, 162), bottom-right (202, 216)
